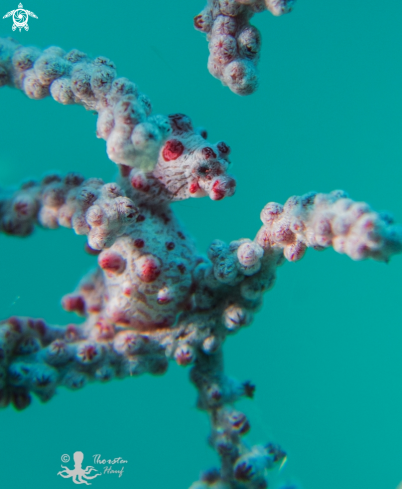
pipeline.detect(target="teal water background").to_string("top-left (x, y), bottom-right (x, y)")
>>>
top-left (1, 1), bottom-right (402, 488)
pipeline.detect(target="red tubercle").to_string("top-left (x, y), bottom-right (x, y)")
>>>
top-left (230, 412), bottom-right (250, 435)
top-left (262, 204), bottom-right (284, 224)
top-left (201, 147), bottom-right (217, 160)
top-left (131, 175), bottom-right (151, 192)
top-left (157, 286), bottom-right (172, 305)
top-left (32, 371), bottom-right (53, 388)
top-left (95, 321), bottom-right (115, 340)
top-left (234, 462), bottom-right (254, 482)
top-left (13, 200), bottom-right (30, 217)
top-left (62, 295), bottom-right (86, 316)
top-left (123, 287), bottom-right (133, 297)
top-left (121, 332), bottom-right (142, 351)
top-left (79, 189), bottom-right (97, 206)
top-left (217, 141), bottom-right (230, 156)
top-left (77, 344), bottom-right (99, 363)
top-left (166, 241), bottom-right (175, 250)
top-left (285, 241), bottom-right (306, 262)
top-left (168, 113), bottom-right (193, 134)
top-left (105, 183), bottom-right (121, 198)
top-left (65, 324), bottom-right (80, 341)
top-left (211, 179), bottom-right (226, 201)
top-left (109, 309), bottom-right (131, 326)
top-left (209, 386), bottom-right (222, 402)
top-left (85, 243), bottom-right (101, 255)
top-left (80, 281), bottom-right (95, 292)
top-left (64, 172), bottom-right (85, 187)
top-left (265, 443), bottom-right (286, 464)
top-left (136, 256), bottom-right (161, 283)
top-left (162, 139), bottom-right (184, 161)
top-left (87, 305), bottom-right (101, 314)
top-left (48, 339), bottom-right (67, 355)
top-left (42, 174), bottom-right (62, 185)
top-left (291, 222), bottom-right (302, 232)
top-left (149, 317), bottom-right (175, 331)
top-left (116, 99), bottom-right (137, 125)
top-left (6, 316), bottom-right (22, 333)
top-left (27, 318), bottom-right (46, 337)
top-left (362, 219), bottom-right (375, 231)
top-left (58, 207), bottom-right (73, 227)
top-left (274, 225), bottom-right (295, 244)
top-left (356, 243), bottom-right (370, 257)
top-left (136, 214), bottom-right (146, 223)
top-left (175, 346), bottom-right (194, 366)
top-left (210, 178), bottom-right (235, 201)
top-left (17, 336), bottom-right (39, 354)
top-left (27, 318), bottom-right (34, 329)
top-left (115, 316), bottom-right (131, 326)
top-left (1, 219), bottom-right (24, 235)
top-left (98, 251), bottom-right (126, 274)
top-left (189, 180), bottom-right (200, 194)
top-left (256, 228), bottom-right (271, 249)
top-left (193, 14), bottom-right (205, 31)
top-left (157, 296), bottom-right (172, 305)
top-left (134, 238), bottom-right (145, 248)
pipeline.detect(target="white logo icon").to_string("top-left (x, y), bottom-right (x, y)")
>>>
top-left (2, 3), bottom-right (38, 32)
top-left (58, 451), bottom-right (102, 485)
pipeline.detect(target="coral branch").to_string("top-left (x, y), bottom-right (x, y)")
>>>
top-left (1, 34), bottom-right (400, 489)
top-left (0, 173), bottom-right (137, 246)
top-left (0, 37), bottom-right (235, 202)
top-left (194, 0), bottom-right (296, 95)
top-left (256, 190), bottom-right (402, 262)
top-left (1, 178), bottom-right (399, 488)
top-left (189, 351), bottom-right (286, 489)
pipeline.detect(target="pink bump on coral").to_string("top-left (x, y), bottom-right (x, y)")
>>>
top-left (135, 255), bottom-right (162, 283)
top-left (162, 139), bottom-right (185, 161)
top-left (98, 250), bottom-right (126, 274)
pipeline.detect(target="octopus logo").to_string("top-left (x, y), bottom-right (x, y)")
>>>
top-left (58, 451), bottom-right (102, 485)
top-left (2, 3), bottom-right (38, 32)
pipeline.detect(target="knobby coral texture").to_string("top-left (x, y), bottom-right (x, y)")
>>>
top-left (194, 0), bottom-right (296, 95)
top-left (0, 32), bottom-right (401, 489)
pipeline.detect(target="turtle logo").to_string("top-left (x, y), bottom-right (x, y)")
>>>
top-left (2, 3), bottom-right (38, 32)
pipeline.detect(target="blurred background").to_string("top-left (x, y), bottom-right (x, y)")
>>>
top-left (1, 1), bottom-right (402, 487)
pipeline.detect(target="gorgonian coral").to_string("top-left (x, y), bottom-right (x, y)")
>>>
top-left (0, 25), bottom-right (400, 489)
